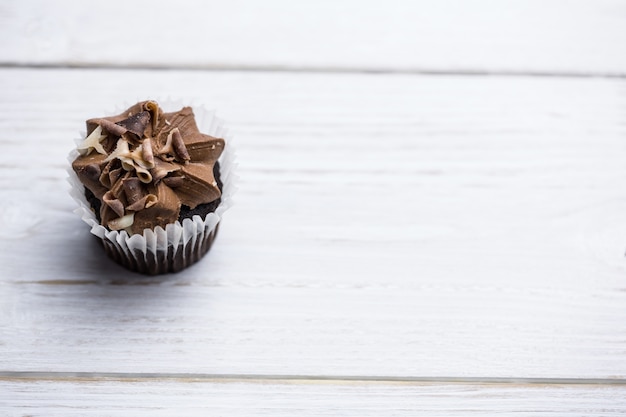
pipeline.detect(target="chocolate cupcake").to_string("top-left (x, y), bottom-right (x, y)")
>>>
top-left (68, 100), bottom-right (235, 275)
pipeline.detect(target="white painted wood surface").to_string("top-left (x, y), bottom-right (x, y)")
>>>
top-left (1, 68), bottom-right (626, 413)
top-left (1, 0), bottom-right (626, 75)
top-left (2, 378), bottom-right (626, 416)
top-left (1, 0), bottom-right (626, 414)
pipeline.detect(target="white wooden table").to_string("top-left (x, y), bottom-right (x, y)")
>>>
top-left (2, 1), bottom-right (626, 414)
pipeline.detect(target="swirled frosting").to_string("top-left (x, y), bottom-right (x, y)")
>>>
top-left (72, 101), bottom-right (225, 235)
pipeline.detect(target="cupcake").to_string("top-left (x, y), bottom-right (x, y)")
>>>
top-left (69, 100), bottom-right (235, 275)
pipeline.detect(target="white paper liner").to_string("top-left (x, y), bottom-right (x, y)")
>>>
top-left (67, 100), bottom-right (237, 274)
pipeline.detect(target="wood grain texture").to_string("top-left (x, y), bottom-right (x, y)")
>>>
top-left (2, 378), bottom-right (626, 416)
top-left (1, 0), bottom-right (626, 75)
top-left (1, 68), bottom-right (626, 382)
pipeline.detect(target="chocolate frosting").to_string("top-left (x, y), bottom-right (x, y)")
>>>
top-left (72, 101), bottom-right (225, 235)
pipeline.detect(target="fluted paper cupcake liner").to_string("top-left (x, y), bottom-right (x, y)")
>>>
top-left (67, 100), bottom-right (236, 275)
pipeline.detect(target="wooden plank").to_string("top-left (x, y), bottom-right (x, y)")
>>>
top-left (2, 377), bottom-right (626, 416)
top-left (1, 0), bottom-right (626, 75)
top-left (1, 378), bottom-right (625, 416)
top-left (1, 68), bottom-right (626, 379)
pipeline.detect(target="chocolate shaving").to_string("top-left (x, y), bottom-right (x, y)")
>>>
top-left (158, 130), bottom-right (175, 162)
top-left (117, 111), bottom-right (151, 137)
top-left (126, 194), bottom-right (157, 212)
top-left (150, 159), bottom-right (180, 184)
top-left (99, 160), bottom-right (115, 188)
top-left (135, 166), bottom-right (152, 183)
top-left (108, 213), bottom-right (135, 231)
top-left (108, 167), bottom-right (123, 188)
top-left (96, 119), bottom-right (128, 137)
top-left (122, 177), bottom-right (144, 205)
top-left (144, 101), bottom-right (160, 131)
top-left (171, 128), bottom-right (190, 162)
top-left (141, 138), bottom-right (154, 167)
top-left (102, 191), bottom-right (125, 218)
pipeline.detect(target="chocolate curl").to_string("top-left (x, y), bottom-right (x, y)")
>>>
top-left (122, 177), bottom-right (143, 205)
top-left (122, 177), bottom-right (158, 211)
top-left (135, 165), bottom-right (153, 183)
top-left (108, 212), bottom-right (135, 231)
top-left (105, 139), bottom-right (130, 163)
top-left (150, 159), bottom-right (180, 184)
top-left (158, 130), bottom-right (175, 161)
top-left (99, 160), bottom-right (121, 188)
top-left (77, 125), bottom-right (107, 156)
top-left (98, 163), bottom-right (110, 188)
top-left (144, 101), bottom-right (160, 131)
top-left (141, 138), bottom-right (155, 168)
top-left (97, 119), bottom-right (128, 137)
top-left (126, 194), bottom-right (158, 212)
top-left (102, 191), bottom-right (125, 218)
top-left (171, 128), bottom-right (190, 162)
top-left (144, 194), bottom-right (157, 208)
top-left (117, 111), bottom-right (151, 137)
top-left (108, 167), bottom-right (123, 187)
top-left (120, 160), bottom-right (135, 172)
top-left (105, 138), bottom-right (137, 173)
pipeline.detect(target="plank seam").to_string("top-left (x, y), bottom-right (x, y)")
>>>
top-left (1, 372), bottom-right (625, 386)
top-left (1, 62), bottom-right (625, 79)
